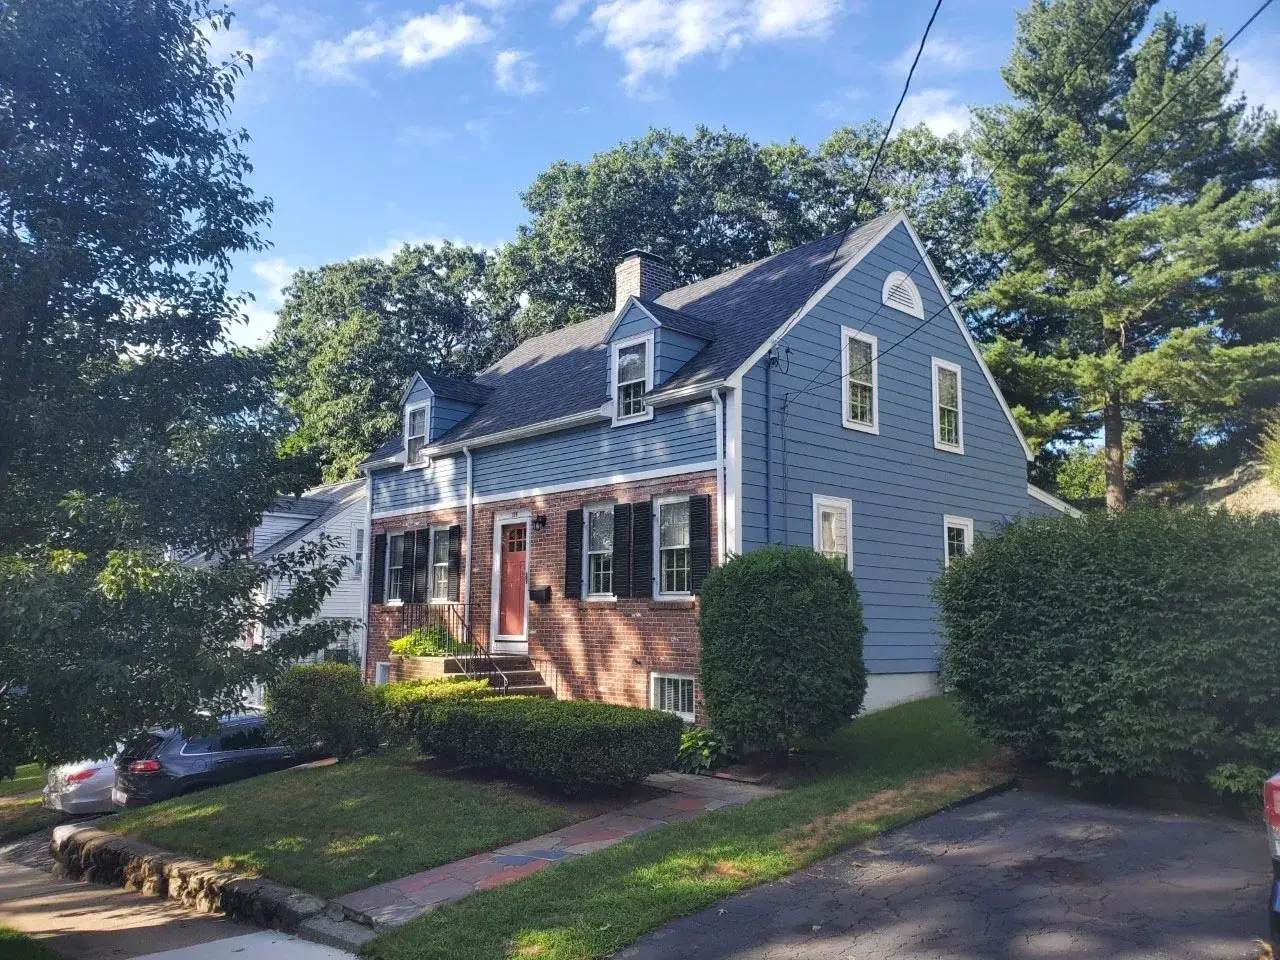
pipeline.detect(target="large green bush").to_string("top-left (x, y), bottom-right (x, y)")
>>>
top-left (937, 507), bottom-right (1280, 789)
top-left (415, 697), bottom-right (682, 793)
top-left (369, 677), bottom-right (494, 742)
top-left (699, 546), bottom-right (868, 751)
top-left (267, 663), bottom-right (378, 760)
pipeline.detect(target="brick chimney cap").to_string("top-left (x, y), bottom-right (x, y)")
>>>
top-left (619, 248), bottom-right (667, 263)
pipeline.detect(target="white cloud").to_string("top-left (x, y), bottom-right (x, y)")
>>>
top-left (226, 257), bottom-right (297, 347)
top-left (494, 49), bottom-right (543, 94)
top-left (888, 35), bottom-right (976, 76)
top-left (897, 88), bottom-right (970, 136)
top-left (1236, 42), bottom-right (1280, 113)
top-left (303, 5), bottom-right (492, 81)
top-left (464, 118), bottom-right (493, 142)
top-left (200, 18), bottom-right (280, 67)
top-left (552, 0), bottom-right (586, 23)
top-left (816, 85), bottom-right (865, 118)
top-left (583, 0), bottom-right (842, 96)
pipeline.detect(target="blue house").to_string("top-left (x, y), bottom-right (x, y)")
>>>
top-left (359, 211), bottom-right (1076, 717)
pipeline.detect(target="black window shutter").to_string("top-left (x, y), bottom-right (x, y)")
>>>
top-left (612, 503), bottom-right (633, 599)
top-left (411, 529), bottom-right (430, 603)
top-left (631, 499), bottom-right (654, 599)
top-left (370, 533), bottom-right (387, 604)
top-left (447, 525), bottom-right (462, 601)
top-left (564, 509), bottom-right (584, 600)
top-left (690, 494), bottom-right (712, 594)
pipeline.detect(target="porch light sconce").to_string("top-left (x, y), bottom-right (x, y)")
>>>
top-left (532, 514), bottom-right (548, 531)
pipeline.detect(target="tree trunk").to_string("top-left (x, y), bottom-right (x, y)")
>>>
top-left (1103, 390), bottom-right (1125, 511)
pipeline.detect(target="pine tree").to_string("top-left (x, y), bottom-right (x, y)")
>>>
top-left (974, 0), bottom-right (1280, 508)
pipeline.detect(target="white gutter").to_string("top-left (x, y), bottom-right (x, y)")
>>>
top-left (360, 472), bottom-right (372, 679)
top-left (647, 380), bottom-right (723, 407)
top-left (425, 409), bottom-right (606, 458)
top-left (712, 388), bottom-right (726, 564)
top-left (464, 447), bottom-right (474, 626)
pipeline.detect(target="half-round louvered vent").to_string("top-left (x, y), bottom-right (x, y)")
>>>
top-left (881, 271), bottom-right (924, 319)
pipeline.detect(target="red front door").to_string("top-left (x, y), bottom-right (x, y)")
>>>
top-left (498, 523), bottom-right (527, 639)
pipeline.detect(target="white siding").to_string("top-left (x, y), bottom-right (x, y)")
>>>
top-left (253, 513), bottom-right (309, 553)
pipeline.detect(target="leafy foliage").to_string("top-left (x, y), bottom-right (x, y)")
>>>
top-left (937, 508), bottom-right (1280, 788)
top-left (415, 697), bottom-right (683, 793)
top-left (1260, 415), bottom-right (1280, 492)
top-left (972, 0), bottom-right (1280, 505)
top-left (388, 626), bottom-right (465, 658)
top-left (369, 677), bottom-right (495, 742)
top-left (699, 547), bottom-right (868, 752)
top-left (267, 664), bottom-right (378, 760)
top-left (0, 0), bottom-right (345, 779)
top-left (673, 728), bottom-right (732, 775)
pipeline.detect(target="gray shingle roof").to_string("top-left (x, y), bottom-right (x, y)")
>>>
top-left (361, 214), bottom-right (897, 461)
top-left (258, 479), bottom-right (365, 558)
top-left (420, 372), bottom-right (494, 405)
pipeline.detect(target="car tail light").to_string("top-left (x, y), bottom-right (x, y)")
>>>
top-left (1264, 777), bottom-right (1280, 831)
top-left (64, 769), bottom-right (97, 786)
top-left (127, 760), bottom-right (161, 774)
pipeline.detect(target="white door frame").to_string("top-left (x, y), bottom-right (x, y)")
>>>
top-left (490, 512), bottom-right (532, 652)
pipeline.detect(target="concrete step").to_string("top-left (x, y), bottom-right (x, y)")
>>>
top-left (500, 683), bottom-right (554, 698)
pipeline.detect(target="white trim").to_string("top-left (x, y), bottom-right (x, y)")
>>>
top-left (360, 472), bottom-right (372, 678)
top-left (943, 515), bottom-right (974, 567)
top-left (463, 448), bottom-right (474, 621)
top-left (398, 372), bottom-right (433, 406)
top-left (582, 502), bottom-right (617, 600)
top-left (811, 494), bottom-right (854, 573)
top-left (653, 494), bottom-right (694, 600)
top-left (373, 661), bottom-right (392, 686)
top-left (649, 672), bottom-right (696, 722)
top-left (603, 295), bottom-right (657, 342)
top-left (713, 388), bottom-right (726, 565)
top-left (1028, 483), bottom-right (1084, 518)
top-left (403, 400), bottom-right (431, 468)
top-left (881, 271), bottom-right (924, 319)
top-left (840, 327), bottom-right (879, 435)
top-left (611, 330), bottom-right (656, 427)
top-left (490, 514), bottom-right (532, 651)
top-left (931, 357), bottom-right (965, 455)
top-left (427, 524), bottom-right (452, 603)
top-left (725, 387), bottom-right (743, 555)
top-left (648, 381), bottom-right (722, 407)
top-left (899, 218), bottom-right (1034, 461)
top-left (863, 672), bottom-right (938, 713)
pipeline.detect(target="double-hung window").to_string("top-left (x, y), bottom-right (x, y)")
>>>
top-left (657, 498), bottom-right (691, 597)
top-left (613, 334), bottom-right (652, 424)
top-left (943, 516), bottom-right (974, 567)
top-left (387, 532), bottom-right (407, 602)
top-left (651, 673), bottom-right (695, 722)
top-left (430, 528), bottom-right (450, 601)
top-left (405, 404), bottom-right (428, 465)
top-left (812, 495), bottom-right (853, 572)
top-left (932, 358), bottom-right (963, 453)
top-left (585, 505), bottom-right (614, 598)
top-left (353, 527), bottom-right (365, 577)
top-left (841, 328), bottom-right (878, 433)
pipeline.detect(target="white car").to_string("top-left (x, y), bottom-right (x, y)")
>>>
top-left (43, 757), bottom-right (116, 815)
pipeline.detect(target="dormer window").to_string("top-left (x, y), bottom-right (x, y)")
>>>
top-left (405, 403), bottom-right (428, 464)
top-left (612, 332), bottom-right (654, 425)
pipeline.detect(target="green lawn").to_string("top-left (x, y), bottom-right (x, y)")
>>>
top-left (0, 925), bottom-right (63, 960)
top-left (102, 753), bottom-right (604, 899)
top-left (0, 798), bottom-right (65, 843)
top-left (365, 697), bottom-right (999, 960)
top-left (0, 764), bottom-right (45, 798)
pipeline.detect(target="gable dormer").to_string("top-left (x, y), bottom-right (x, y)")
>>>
top-left (399, 372), bottom-right (492, 466)
top-left (604, 299), bottom-right (712, 425)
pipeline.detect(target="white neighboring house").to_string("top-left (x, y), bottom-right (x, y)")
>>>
top-left (244, 480), bottom-right (369, 704)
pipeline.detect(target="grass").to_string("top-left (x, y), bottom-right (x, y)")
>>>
top-left (0, 798), bottom-right (65, 843)
top-left (102, 752), bottom-right (607, 899)
top-left (0, 925), bottom-right (63, 960)
top-left (0, 764), bottom-right (45, 798)
top-left (365, 697), bottom-right (999, 960)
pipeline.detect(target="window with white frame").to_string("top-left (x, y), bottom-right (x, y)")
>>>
top-left (841, 328), bottom-right (878, 432)
top-left (374, 662), bottom-right (391, 686)
top-left (353, 527), bottom-right (365, 577)
top-left (584, 505), bottom-right (614, 597)
top-left (657, 498), bottom-right (691, 596)
top-left (405, 404), bottom-right (428, 464)
top-left (430, 528), bottom-right (450, 600)
top-left (944, 516), bottom-right (974, 566)
top-left (932, 358), bottom-right (963, 452)
top-left (812, 495), bottom-right (853, 571)
top-left (387, 532), bottom-right (407, 602)
top-left (613, 335), bottom-right (652, 423)
top-left (651, 673), bottom-right (695, 721)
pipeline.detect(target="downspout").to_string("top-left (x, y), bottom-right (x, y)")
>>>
top-left (463, 447), bottom-right (474, 629)
top-left (764, 352), bottom-right (773, 544)
top-left (360, 468), bottom-right (372, 680)
top-left (712, 388), bottom-right (726, 564)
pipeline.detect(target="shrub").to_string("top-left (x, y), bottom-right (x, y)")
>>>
top-left (266, 663), bottom-right (377, 760)
top-left (369, 677), bottom-right (494, 742)
top-left (937, 507), bottom-right (1280, 790)
top-left (699, 546), bottom-right (868, 752)
top-left (674, 728), bottom-right (732, 774)
top-left (1261, 415), bottom-right (1280, 492)
top-left (388, 626), bottom-right (465, 658)
top-left (415, 697), bottom-right (682, 793)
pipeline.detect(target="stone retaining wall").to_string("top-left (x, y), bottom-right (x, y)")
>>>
top-left (50, 825), bottom-right (328, 932)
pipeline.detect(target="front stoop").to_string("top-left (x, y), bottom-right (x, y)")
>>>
top-left (391, 653), bottom-right (553, 697)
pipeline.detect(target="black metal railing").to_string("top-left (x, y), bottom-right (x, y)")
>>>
top-left (395, 603), bottom-right (509, 693)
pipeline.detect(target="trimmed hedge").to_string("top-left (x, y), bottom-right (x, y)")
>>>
top-left (415, 697), bottom-right (683, 792)
top-left (699, 545), bottom-right (868, 751)
top-left (267, 664), bottom-right (377, 760)
top-left (369, 677), bottom-right (494, 742)
top-left (937, 507), bottom-right (1280, 790)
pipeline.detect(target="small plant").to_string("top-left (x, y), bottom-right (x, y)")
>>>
top-left (389, 625), bottom-right (464, 658)
top-left (674, 728), bottom-right (732, 774)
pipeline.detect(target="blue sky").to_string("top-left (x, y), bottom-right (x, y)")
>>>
top-left (215, 0), bottom-right (1280, 347)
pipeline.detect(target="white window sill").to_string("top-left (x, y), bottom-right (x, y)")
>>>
top-left (401, 460), bottom-right (432, 472)
top-left (611, 410), bottom-right (655, 427)
top-left (934, 441), bottom-right (965, 455)
top-left (842, 419), bottom-right (879, 435)
top-left (654, 594), bottom-right (695, 603)
top-left (384, 599), bottom-right (404, 607)
top-left (583, 595), bottom-right (616, 604)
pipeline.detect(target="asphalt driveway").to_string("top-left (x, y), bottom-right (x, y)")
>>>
top-left (618, 788), bottom-right (1269, 960)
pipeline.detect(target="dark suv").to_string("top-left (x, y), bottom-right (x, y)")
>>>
top-left (112, 712), bottom-right (302, 808)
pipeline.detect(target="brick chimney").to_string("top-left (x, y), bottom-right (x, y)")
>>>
top-left (615, 249), bottom-right (675, 312)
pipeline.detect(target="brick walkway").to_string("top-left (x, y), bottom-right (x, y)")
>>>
top-left (336, 772), bottom-right (776, 930)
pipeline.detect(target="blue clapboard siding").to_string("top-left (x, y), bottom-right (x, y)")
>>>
top-left (371, 453), bottom-right (468, 514)
top-left (405, 379), bottom-right (431, 407)
top-left (656, 329), bottom-right (707, 386)
top-left (472, 400), bottom-right (716, 499)
top-left (1025, 491), bottom-right (1065, 517)
top-left (740, 222), bottom-right (1032, 676)
top-left (432, 396), bottom-right (477, 441)
top-left (610, 303), bottom-right (655, 341)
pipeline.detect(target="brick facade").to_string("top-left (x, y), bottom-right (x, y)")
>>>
top-left (367, 471), bottom-right (718, 719)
